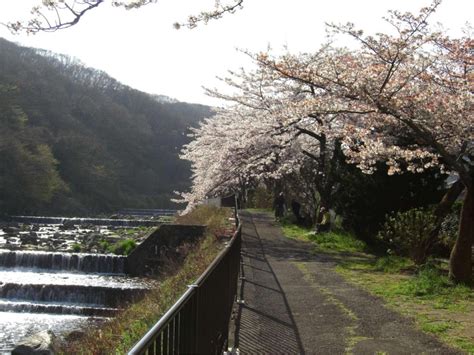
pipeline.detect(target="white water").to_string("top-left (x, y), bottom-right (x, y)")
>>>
top-left (0, 270), bottom-right (150, 288)
top-left (0, 312), bottom-right (107, 353)
top-left (0, 240), bottom-right (155, 351)
top-left (0, 249), bottom-right (127, 273)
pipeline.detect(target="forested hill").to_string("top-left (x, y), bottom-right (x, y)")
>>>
top-left (0, 38), bottom-right (212, 216)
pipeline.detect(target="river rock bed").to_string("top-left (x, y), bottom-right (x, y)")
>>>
top-left (0, 222), bottom-right (154, 254)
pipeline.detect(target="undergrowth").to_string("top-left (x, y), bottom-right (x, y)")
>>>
top-left (281, 220), bottom-right (366, 253)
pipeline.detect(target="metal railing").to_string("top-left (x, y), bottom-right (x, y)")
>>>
top-left (128, 222), bottom-right (242, 355)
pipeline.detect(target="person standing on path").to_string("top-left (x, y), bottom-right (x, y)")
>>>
top-left (273, 192), bottom-right (286, 221)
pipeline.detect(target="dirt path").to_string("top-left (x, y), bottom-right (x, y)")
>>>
top-left (231, 211), bottom-right (461, 354)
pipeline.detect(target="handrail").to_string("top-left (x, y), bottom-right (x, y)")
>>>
top-left (128, 287), bottom-right (196, 354)
top-left (128, 219), bottom-right (242, 355)
top-left (193, 231), bottom-right (239, 286)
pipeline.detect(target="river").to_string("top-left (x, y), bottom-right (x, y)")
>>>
top-left (0, 221), bottom-right (157, 353)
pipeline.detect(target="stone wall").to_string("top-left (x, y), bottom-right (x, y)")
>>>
top-left (126, 224), bottom-right (206, 276)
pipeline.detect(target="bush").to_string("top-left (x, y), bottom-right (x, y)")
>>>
top-left (377, 208), bottom-right (437, 265)
top-left (437, 201), bottom-right (462, 254)
top-left (110, 239), bottom-right (136, 255)
top-left (334, 162), bottom-right (445, 244)
top-left (71, 243), bottom-right (81, 252)
top-left (99, 240), bottom-right (110, 253)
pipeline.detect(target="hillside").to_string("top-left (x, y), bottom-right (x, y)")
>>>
top-left (0, 38), bottom-right (212, 215)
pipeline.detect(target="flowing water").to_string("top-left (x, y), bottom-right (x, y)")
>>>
top-left (0, 246), bottom-right (155, 352)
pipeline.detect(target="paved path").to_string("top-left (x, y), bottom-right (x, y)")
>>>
top-left (231, 211), bottom-right (460, 354)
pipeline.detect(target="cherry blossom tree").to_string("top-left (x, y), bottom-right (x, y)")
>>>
top-left (178, 53), bottom-right (346, 224)
top-left (4, 0), bottom-right (244, 33)
top-left (249, 1), bottom-right (473, 282)
top-left (182, 1), bottom-right (472, 282)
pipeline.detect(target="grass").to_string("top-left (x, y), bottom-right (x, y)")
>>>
top-left (244, 208), bottom-right (273, 215)
top-left (281, 220), bottom-right (366, 253)
top-left (279, 218), bottom-right (474, 353)
top-left (336, 257), bottom-right (474, 353)
top-left (62, 205), bottom-right (231, 354)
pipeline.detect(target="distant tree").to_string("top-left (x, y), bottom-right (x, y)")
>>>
top-left (0, 38), bottom-right (209, 214)
top-left (0, 85), bottom-right (67, 213)
top-left (4, 0), bottom-right (244, 33)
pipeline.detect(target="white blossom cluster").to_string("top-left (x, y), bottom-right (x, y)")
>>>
top-left (178, 0), bottom-right (472, 210)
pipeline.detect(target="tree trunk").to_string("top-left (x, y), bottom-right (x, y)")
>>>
top-left (449, 186), bottom-right (474, 284)
top-left (425, 179), bottom-right (465, 248)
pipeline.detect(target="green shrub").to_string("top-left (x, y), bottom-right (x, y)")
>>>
top-left (334, 162), bottom-right (445, 244)
top-left (99, 240), bottom-right (110, 253)
top-left (110, 239), bottom-right (136, 255)
top-left (71, 243), bottom-right (81, 252)
top-left (438, 201), bottom-right (462, 253)
top-left (377, 208), bottom-right (437, 265)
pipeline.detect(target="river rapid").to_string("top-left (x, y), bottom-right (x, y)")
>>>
top-left (0, 221), bottom-right (157, 353)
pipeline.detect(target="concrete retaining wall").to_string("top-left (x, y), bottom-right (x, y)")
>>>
top-left (126, 224), bottom-right (206, 276)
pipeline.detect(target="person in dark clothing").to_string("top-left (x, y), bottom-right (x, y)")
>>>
top-left (274, 192), bottom-right (286, 221)
top-left (291, 200), bottom-right (302, 224)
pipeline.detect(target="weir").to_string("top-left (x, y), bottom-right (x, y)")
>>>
top-left (0, 246), bottom-right (154, 351)
top-left (9, 216), bottom-right (162, 227)
top-left (0, 222), bottom-right (205, 351)
top-left (0, 283), bottom-right (147, 308)
top-left (0, 249), bottom-right (126, 274)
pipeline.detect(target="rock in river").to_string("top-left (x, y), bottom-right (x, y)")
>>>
top-left (12, 330), bottom-right (59, 355)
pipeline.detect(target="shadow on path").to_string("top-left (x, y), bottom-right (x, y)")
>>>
top-left (231, 211), bottom-right (461, 355)
top-left (233, 212), bottom-right (305, 354)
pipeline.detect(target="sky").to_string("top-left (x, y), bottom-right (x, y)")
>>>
top-left (0, 0), bottom-right (472, 106)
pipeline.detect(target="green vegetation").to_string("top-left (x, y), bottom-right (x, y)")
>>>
top-left (175, 205), bottom-right (233, 232)
top-left (281, 218), bottom-right (474, 353)
top-left (337, 259), bottom-right (474, 353)
top-left (0, 38), bottom-right (211, 215)
top-left (245, 208), bottom-right (273, 214)
top-left (376, 208), bottom-right (439, 265)
top-left (333, 162), bottom-right (445, 245)
top-left (109, 239), bottom-right (137, 256)
top-left (280, 220), bottom-right (311, 240)
top-left (310, 232), bottom-right (366, 253)
top-left (281, 221), bottom-right (366, 253)
top-left (71, 243), bottom-right (81, 253)
top-left (372, 255), bottom-right (414, 274)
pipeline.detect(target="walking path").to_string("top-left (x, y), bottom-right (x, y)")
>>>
top-left (231, 211), bottom-right (460, 354)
